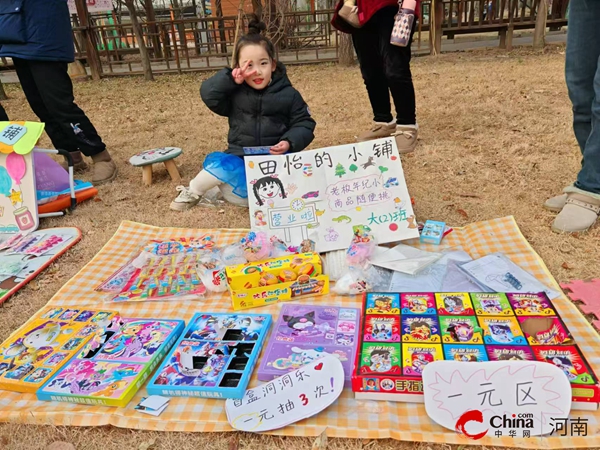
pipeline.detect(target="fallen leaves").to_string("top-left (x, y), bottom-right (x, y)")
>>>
top-left (312, 431), bottom-right (327, 449)
top-left (457, 208), bottom-right (469, 219)
top-left (138, 438), bottom-right (156, 450)
top-left (228, 434), bottom-right (240, 450)
top-left (46, 443), bottom-right (75, 450)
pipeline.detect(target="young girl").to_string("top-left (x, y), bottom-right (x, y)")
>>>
top-left (171, 19), bottom-right (316, 210)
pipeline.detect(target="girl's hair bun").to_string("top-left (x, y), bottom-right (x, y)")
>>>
top-left (247, 15), bottom-right (267, 35)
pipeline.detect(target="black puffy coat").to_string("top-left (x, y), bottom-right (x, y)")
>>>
top-left (200, 62), bottom-right (316, 156)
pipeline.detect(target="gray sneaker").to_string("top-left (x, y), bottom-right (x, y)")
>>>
top-left (170, 186), bottom-right (201, 211)
top-left (543, 193), bottom-right (568, 213)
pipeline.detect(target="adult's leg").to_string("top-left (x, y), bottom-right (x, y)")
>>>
top-left (23, 60), bottom-right (106, 157)
top-left (552, 0), bottom-right (600, 232)
top-left (0, 104), bottom-right (8, 122)
top-left (376, 6), bottom-right (417, 126)
top-left (13, 58), bottom-right (79, 152)
top-left (352, 16), bottom-right (394, 125)
top-left (565, 0), bottom-right (600, 155)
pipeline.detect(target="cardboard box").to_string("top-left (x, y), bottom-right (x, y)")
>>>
top-left (226, 253), bottom-right (329, 310)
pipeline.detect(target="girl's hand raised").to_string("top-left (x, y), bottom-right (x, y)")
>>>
top-left (232, 61), bottom-right (257, 85)
top-left (270, 141), bottom-right (290, 155)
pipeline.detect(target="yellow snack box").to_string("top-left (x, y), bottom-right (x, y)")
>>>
top-left (226, 253), bottom-right (330, 310)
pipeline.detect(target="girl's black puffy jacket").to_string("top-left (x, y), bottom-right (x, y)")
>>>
top-left (200, 62), bottom-right (316, 156)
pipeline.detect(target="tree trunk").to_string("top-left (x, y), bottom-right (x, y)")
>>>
top-left (338, 33), bottom-right (354, 66)
top-left (75, 0), bottom-right (102, 80)
top-left (533, 0), bottom-right (548, 49)
top-left (252, 0), bottom-right (263, 19)
top-left (123, 0), bottom-right (154, 80)
top-left (171, 0), bottom-right (187, 50)
top-left (0, 79), bottom-right (7, 101)
top-left (214, 0), bottom-right (228, 54)
top-left (142, 0), bottom-right (162, 59)
top-left (430, 0), bottom-right (443, 55)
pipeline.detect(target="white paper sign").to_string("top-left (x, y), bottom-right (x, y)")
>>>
top-left (68, 0), bottom-right (113, 14)
top-left (245, 138), bottom-right (419, 252)
top-left (226, 355), bottom-right (344, 432)
top-left (422, 361), bottom-right (572, 438)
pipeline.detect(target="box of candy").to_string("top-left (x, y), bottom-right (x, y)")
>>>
top-left (225, 253), bottom-right (329, 310)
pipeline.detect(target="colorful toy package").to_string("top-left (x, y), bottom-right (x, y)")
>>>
top-left (226, 253), bottom-right (329, 310)
top-left (470, 292), bottom-right (513, 316)
top-left (257, 305), bottom-right (360, 386)
top-left (0, 307), bottom-right (117, 393)
top-left (352, 292), bottom-right (600, 409)
top-left (37, 317), bottom-right (184, 407)
top-left (147, 312), bottom-right (271, 399)
top-left (97, 236), bottom-right (214, 302)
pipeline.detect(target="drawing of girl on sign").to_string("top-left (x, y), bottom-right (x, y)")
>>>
top-left (252, 176), bottom-right (287, 207)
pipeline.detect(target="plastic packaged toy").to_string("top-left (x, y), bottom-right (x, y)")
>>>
top-left (257, 304), bottom-right (360, 386)
top-left (147, 313), bottom-right (271, 399)
top-left (37, 318), bottom-right (184, 407)
top-left (0, 307), bottom-right (117, 393)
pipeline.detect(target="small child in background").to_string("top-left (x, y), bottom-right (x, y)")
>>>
top-left (171, 17), bottom-right (316, 210)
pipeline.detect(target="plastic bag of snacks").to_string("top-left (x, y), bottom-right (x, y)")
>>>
top-left (333, 226), bottom-right (378, 295)
top-left (196, 250), bottom-right (228, 293)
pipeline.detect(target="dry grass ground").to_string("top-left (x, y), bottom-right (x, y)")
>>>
top-left (0, 44), bottom-right (597, 450)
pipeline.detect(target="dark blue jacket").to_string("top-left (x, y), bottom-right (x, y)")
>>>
top-left (0, 0), bottom-right (75, 62)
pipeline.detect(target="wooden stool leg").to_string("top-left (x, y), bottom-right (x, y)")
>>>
top-left (164, 159), bottom-right (181, 183)
top-left (142, 165), bottom-right (153, 186)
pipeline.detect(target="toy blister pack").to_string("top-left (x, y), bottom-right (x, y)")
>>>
top-left (0, 307), bottom-right (118, 393)
top-left (147, 312), bottom-right (271, 399)
top-left (37, 317), bottom-right (185, 407)
top-left (257, 305), bottom-right (360, 386)
top-left (352, 292), bottom-right (600, 408)
top-left (98, 236), bottom-right (214, 302)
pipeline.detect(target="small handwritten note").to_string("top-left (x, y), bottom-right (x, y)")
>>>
top-left (225, 355), bottom-right (344, 432)
top-left (422, 361), bottom-right (572, 438)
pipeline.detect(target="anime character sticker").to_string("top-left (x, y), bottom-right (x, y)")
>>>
top-left (410, 352), bottom-right (434, 374)
top-left (488, 324), bottom-right (513, 343)
top-left (548, 356), bottom-right (577, 381)
top-left (444, 296), bottom-right (465, 314)
top-left (251, 176), bottom-right (287, 207)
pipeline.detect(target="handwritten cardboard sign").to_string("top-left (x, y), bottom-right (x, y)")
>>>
top-left (422, 361), bottom-right (572, 437)
top-left (245, 138), bottom-right (419, 252)
top-left (225, 354), bottom-right (344, 432)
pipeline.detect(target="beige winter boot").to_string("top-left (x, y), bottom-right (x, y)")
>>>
top-left (91, 150), bottom-right (117, 185)
top-left (393, 124), bottom-right (418, 154)
top-left (552, 192), bottom-right (600, 233)
top-left (357, 121), bottom-right (397, 142)
top-left (543, 193), bottom-right (568, 213)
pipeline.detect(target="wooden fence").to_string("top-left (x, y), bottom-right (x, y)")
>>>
top-left (1, 0), bottom-right (568, 77)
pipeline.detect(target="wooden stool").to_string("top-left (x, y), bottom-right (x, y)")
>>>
top-left (129, 147), bottom-right (182, 186)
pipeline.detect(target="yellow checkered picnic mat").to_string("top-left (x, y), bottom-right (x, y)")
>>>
top-left (0, 217), bottom-right (598, 448)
